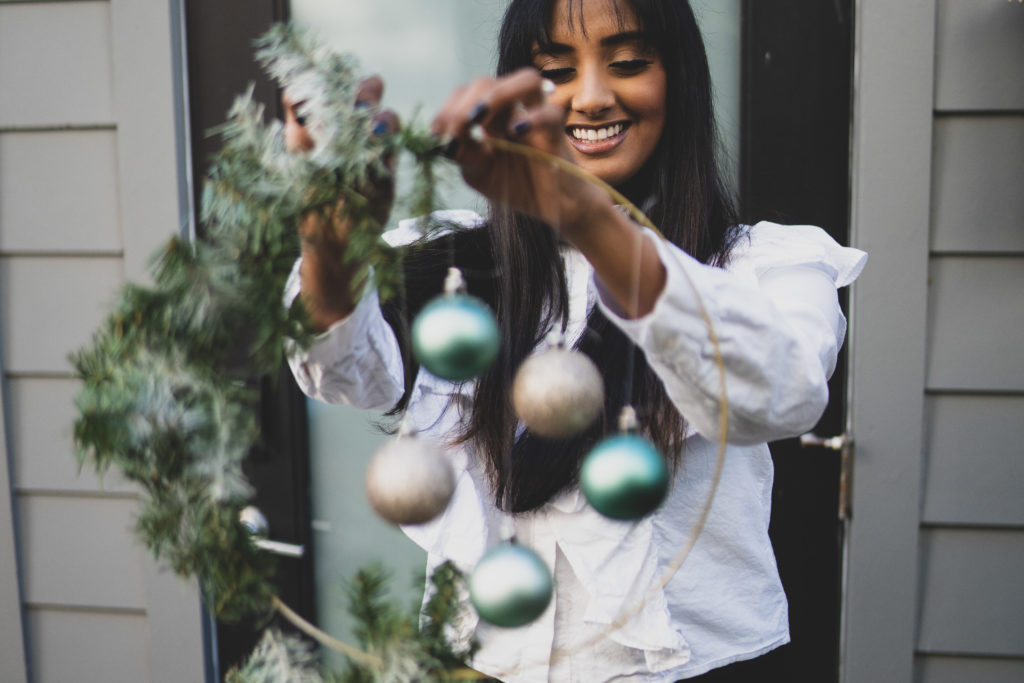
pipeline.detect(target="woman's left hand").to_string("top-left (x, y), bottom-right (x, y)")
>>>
top-left (431, 68), bottom-right (607, 233)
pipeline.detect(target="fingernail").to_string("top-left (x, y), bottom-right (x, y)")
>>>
top-left (467, 102), bottom-right (489, 125)
top-left (541, 79), bottom-right (556, 95)
top-left (295, 114), bottom-right (307, 126)
top-left (372, 120), bottom-right (390, 136)
top-left (355, 100), bottom-right (370, 110)
top-left (513, 120), bottom-right (532, 135)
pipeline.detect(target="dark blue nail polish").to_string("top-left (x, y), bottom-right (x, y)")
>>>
top-left (373, 120), bottom-right (390, 136)
top-left (355, 100), bottom-right (370, 110)
top-left (468, 102), bottom-right (489, 125)
top-left (294, 114), bottom-right (307, 126)
top-left (513, 120), bottom-right (533, 135)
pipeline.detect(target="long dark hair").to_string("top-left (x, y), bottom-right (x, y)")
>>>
top-left (385, 0), bottom-right (739, 512)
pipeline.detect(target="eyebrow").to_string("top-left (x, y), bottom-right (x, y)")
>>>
top-left (534, 30), bottom-right (648, 56)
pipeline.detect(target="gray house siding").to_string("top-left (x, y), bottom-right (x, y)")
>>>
top-left (0, 1), bottom-right (203, 681)
top-left (916, 0), bottom-right (1024, 678)
top-left (846, 1), bottom-right (1024, 682)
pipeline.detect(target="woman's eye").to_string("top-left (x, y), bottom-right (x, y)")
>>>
top-left (610, 59), bottom-right (653, 75)
top-left (539, 67), bottom-right (574, 83)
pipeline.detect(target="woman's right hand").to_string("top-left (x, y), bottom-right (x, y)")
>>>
top-left (284, 76), bottom-right (400, 330)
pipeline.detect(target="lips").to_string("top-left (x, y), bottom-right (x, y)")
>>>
top-left (566, 121), bottom-right (631, 154)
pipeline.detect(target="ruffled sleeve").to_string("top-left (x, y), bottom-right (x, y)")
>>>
top-left (595, 221), bottom-right (867, 445)
top-left (284, 260), bottom-right (406, 410)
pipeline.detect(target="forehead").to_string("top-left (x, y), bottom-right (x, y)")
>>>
top-left (548, 0), bottom-right (641, 42)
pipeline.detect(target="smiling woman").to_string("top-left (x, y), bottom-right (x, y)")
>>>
top-left (532, 1), bottom-right (667, 187)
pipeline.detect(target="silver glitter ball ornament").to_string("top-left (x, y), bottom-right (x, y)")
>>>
top-left (470, 542), bottom-right (553, 628)
top-left (365, 433), bottom-right (455, 525)
top-left (512, 346), bottom-right (604, 439)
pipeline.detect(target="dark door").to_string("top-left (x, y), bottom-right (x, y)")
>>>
top-left (183, 0), bottom-right (316, 678)
top-left (182, 1), bottom-right (855, 679)
top-left (741, 2), bottom-right (854, 681)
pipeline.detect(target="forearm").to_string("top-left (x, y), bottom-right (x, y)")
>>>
top-left (560, 195), bottom-right (667, 319)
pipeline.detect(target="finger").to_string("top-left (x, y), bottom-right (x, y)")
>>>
top-left (371, 109), bottom-right (400, 139)
top-left (473, 68), bottom-right (551, 137)
top-left (431, 79), bottom-right (490, 139)
top-left (356, 75), bottom-right (385, 108)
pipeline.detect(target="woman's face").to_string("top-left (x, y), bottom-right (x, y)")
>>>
top-left (533, 0), bottom-right (667, 188)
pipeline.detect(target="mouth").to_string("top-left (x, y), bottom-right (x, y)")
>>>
top-left (565, 121), bottom-right (631, 154)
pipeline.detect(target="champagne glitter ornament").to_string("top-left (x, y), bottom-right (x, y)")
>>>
top-left (512, 332), bottom-right (604, 439)
top-left (365, 420), bottom-right (455, 525)
top-left (469, 542), bottom-right (553, 628)
top-left (412, 268), bottom-right (500, 381)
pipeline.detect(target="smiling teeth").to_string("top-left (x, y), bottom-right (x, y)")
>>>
top-left (572, 124), bottom-right (624, 141)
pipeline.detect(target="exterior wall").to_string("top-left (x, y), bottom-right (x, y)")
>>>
top-left (846, 1), bottom-right (1024, 682)
top-left (0, 1), bottom-right (204, 681)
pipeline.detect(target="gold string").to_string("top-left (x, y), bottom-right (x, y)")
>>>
top-left (272, 134), bottom-right (730, 677)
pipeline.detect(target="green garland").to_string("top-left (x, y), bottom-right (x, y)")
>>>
top-left (71, 22), bottom-right (465, 674)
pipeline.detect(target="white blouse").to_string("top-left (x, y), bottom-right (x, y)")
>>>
top-left (286, 211), bottom-right (867, 682)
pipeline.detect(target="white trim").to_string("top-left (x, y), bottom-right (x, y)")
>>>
top-left (0, 346), bottom-right (28, 683)
top-left (108, 0), bottom-right (206, 680)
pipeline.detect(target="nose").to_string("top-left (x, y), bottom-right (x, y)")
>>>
top-left (570, 66), bottom-right (615, 118)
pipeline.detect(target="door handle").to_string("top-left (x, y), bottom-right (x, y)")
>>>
top-left (239, 506), bottom-right (306, 558)
top-left (799, 432), bottom-right (854, 521)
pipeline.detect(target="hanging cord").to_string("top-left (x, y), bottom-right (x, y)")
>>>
top-left (272, 134), bottom-right (730, 676)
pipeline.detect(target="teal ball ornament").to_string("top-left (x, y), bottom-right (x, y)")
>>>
top-left (412, 293), bottom-right (500, 381)
top-left (580, 434), bottom-right (670, 520)
top-left (469, 543), bottom-right (553, 628)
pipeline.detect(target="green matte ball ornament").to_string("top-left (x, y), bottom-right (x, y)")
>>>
top-left (412, 268), bottom-right (500, 382)
top-left (580, 407), bottom-right (670, 520)
top-left (469, 542), bottom-right (553, 628)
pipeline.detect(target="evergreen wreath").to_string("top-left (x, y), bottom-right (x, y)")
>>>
top-left (71, 24), bottom-right (469, 679)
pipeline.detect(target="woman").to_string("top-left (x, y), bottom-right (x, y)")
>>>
top-left (285, 0), bottom-right (866, 680)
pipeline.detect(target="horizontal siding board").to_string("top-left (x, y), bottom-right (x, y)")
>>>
top-left (0, 130), bottom-right (122, 254)
top-left (0, 256), bottom-right (123, 374)
top-left (0, 2), bottom-right (114, 128)
top-left (934, 0), bottom-right (1024, 111)
top-left (926, 256), bottom-right (1024, 391)
top-left (916, 654), bottom-right (1024, 683)
top-left (7, 377), bottom-right (135, 494)
top-left (930, 116), bottom-right (1024, 253)
top-left (923, 395), bottom-right (1024, 526)
top-left (26, 608), bottom-right (148, 683)
top-left (19, 495), bottom-right (145, 609)
top-left (917, 528), bottom-right (1024, 656)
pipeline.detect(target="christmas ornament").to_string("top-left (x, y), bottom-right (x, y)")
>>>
top-left (412, 268), bottom-right (500, 381)
top-left (580, 407), bottom-right (669, 520)
top-left (512, 332), bottom-right (604, 439)
top-left (365, 420), bottom-right (455, 525)
top-left (469, 542), bottom-right (553, 627)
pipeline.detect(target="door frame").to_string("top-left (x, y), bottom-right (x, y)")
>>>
top-left (182, 0), bottom-right (316, 677)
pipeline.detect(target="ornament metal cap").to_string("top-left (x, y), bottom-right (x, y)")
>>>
top-left (443, 267), bottom-right (467, 295)
top-left (618, 405), bottom-right (639, 433)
